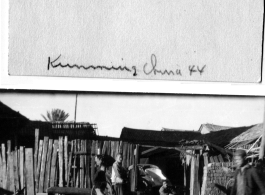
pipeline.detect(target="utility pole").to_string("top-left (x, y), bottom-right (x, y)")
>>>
top-left (259, 99), bottom-right (265, 160)
top-left (74, 94), bottom-right (78, 122)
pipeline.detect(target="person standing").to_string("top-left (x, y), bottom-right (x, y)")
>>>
top-left (111, 153), bottom-right (127, 195)
top-left (230, 149), bottom-right (265, 195)
top-left (93, 155), bottom-right (107, 195)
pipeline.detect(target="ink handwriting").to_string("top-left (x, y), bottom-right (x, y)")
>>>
top-left (47, 54), bottom-right (206, 77)
top-left (143, 54), bottom-right (182, 76)
top-left (47, 54), bottom-right (137, 76)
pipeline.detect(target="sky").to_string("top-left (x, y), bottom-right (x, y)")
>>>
top-left (0, 91), bottom-right (264, 137)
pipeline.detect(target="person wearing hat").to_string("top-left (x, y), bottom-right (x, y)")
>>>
top-left (230, 149), bottom-right (265, 195)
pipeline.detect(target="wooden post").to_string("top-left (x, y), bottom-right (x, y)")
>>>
top-left (134, 144), bottom-right (139, 192)
top-left (36, 140), bottom-right (43, 192)
top-left (25, 148), bottom-right (34, 195)
top-left (14, 149), bottom-right (19, 192)
top-left (59, 137), bottom-right (64, 187)
top-left (72, 140), bottom-right (77, 187)
top-left (6, 140), bottom-right (12, 192)
top-left (194, 154), bottom-right (200, 195)
top-left (64, 136), bottom-right (68, 183)
top-left (122, 142), bottom-right (128, 168)
top-left (34, 129), bottom-right (39, 179)
top-left (80, 140), bottom-right (84, 188)
top-left (259, 100), bottom-right (265, 160)
top-left (19, 146), bottom-right (24, 192)
top-left (2, 143), bottom-right (7, 189)
top-left (190, 152), bottom-right (195, 195)
top-left (201, 152), bottom-right (208, 195)
top-left (50, 140), bottom-right (59, 187)
top-left (39, 136), bottom-right (49, 192)
top-left (91, 141), bottom-right (95, 185)
top-left (44, 139), bottom-right (53, 192)
top-left (86, 140), bottom-right (91, 190)
top-left (67, 140), bottom-right (74, 187)
top-left (184, 160), bottom-right (186, 195)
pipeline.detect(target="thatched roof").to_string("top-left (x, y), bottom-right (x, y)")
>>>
top-left (120, 127), bottom-right (201, 146)
top-left (198, 125), bottom-right (251, 147)
top-left (229, 123), bottom-right (263, 143)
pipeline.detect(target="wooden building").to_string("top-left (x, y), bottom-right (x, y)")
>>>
top-left (120, 126), bottom-right (252, 195)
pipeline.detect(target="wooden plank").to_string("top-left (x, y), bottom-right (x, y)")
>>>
top-left (14, 149), bottom-right (19, 192)
top-left (119, 141), bottom-right (123, 153)
top-left (189, 155), bottom-right (195, 195)
top-left (44, 139), bottom-right (53, 192)
top-left (130, 144), bottom-right (134, 166)
top-left (72, 140), bottom-right (77, 187)
top-left (86, 140), bottom-right (91, 190)
top-left (122, 142), bottom-right (128, 168)
top-left (39, 137), bottom-right (49, 193)
top-left (113, 141), bottom-right (118, 159)
top-left (91, 141), bottom-right (95, 185)
top-left (34, 129), bottom-right (40, 180)
top-left (6, 140), bottom-right (12, 192)
top-left (77, 139), bottom-right (81, 188)
top-left (8, 152), bottom-right (15, 192)
top-left (47, 187), bottom-right (91, 195)
top-left (111, 141), bottom-right (115, 157)
top-left (36, 140), bottom-right (44, 192)
top-left (49, 140), bottom-right (59, 187)
top-left (218, 154), bottom-right (224, 162)
top-left (213, 156), bottom-right (219, 162)
top-left (2, 143), bottom-right (7, 189)
top-left (67, 140), bottom-right (74, 187)
top-left (126, 143), bottom-right (131, 168)
top-left (83, 140), bottom-right (87, 188)
top-left (64, 136), bottom-right (68, 183)
top-left (58, 137), bottom-right (64, 187)
top-left (25, 148), bottom-right (34, 195)
top-left (134, 144), bottom-right (139, 191)
top-left (19, 146), bottom-right (24, 193)
top-left (95, 140), bottom-right (98, 155)
top-left (194, 154), bottom-right (200, 195)
top-left (80, 140), bottom-right (84, 188)
top-left (101, 141), bottom-right (106, 155)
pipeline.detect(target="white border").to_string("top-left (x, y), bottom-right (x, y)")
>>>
top-left (1, 0), bottom-right (265, 96)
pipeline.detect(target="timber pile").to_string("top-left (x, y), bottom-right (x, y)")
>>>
top-left (0, 130), bottom-right (136, 195)
top-left (204, 162), bottom-right (234, 195)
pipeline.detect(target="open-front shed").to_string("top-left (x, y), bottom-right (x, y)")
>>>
top-left (120, 127), bottom-right (248, 195)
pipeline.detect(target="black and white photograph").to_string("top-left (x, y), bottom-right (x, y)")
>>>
top-left (1, 0), bottom-right (265, 195)
top-left (0, 90), bottom-right (265, 195)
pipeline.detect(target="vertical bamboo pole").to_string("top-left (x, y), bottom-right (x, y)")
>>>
top-left (2, 143), bottom-right (7, 189)
top-left (134, 144), bottom-right (139, 192)
top-left (34, 129), bottom-right (39, 179)
top-left (64, 136), bottom-right (68, 183)
top-left (19, 147), bottom-right (25, 191)
top-left (58, 137), bottom-right (64, 187)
